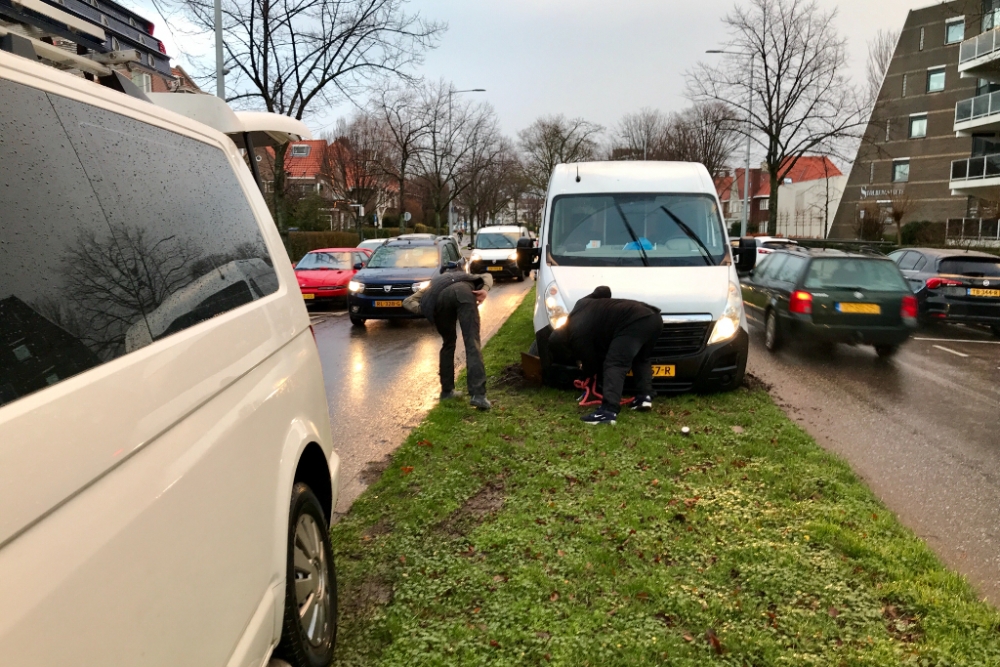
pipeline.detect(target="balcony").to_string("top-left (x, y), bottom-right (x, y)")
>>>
top-left (954, 91), bottom-right (1000, 134)
top-left (958, 29), bottom-right (1000, 81)
top-left (950, 154), bottom-right (1000, 195)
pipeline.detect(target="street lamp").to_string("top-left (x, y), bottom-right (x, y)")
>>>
top-left (350, 203), bottom-right (365, 240)
top-left (707, 49), bottom-right (755, 238)
top-left (447, 87), bottom-right (486, 235)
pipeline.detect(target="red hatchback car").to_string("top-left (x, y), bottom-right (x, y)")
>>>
top-left (295, 247), bottom-right (372, 304)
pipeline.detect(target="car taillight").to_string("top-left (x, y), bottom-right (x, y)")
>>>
top-left (901, 295), bottom-right (918, 319)
top-left (790, 290), bottom-right (813, 315)
top-left (148, 22), bottom-right (155, 35)
top-left (925, 277), bottom-right (962, 290)
top-left (158, 41), bottom-right (167, 54)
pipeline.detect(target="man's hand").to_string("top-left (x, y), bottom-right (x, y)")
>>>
top-left (472, 289), bottom-right (487, 305)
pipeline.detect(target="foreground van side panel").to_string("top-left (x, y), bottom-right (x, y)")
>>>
top-left (0, 330), bottom-right (329, 666)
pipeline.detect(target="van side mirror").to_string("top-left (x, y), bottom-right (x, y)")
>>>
top-left (441, 261), bottom-right (460, 274)
top-left (735, 237), bottom-right (757, 273)
top-left (517, 237), bottom-right (541, 272)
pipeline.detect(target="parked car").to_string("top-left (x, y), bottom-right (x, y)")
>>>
top-left (470, 225), bottom-right (532, 281)
top-left (358, 237), bottom-right (393, 252)
top-left (347, 236), bottom-right (466, 326)
top-left (516, 161), bottom-right (757, 393)
top-left (1, 48), bottom-right (340, 666)
top-left (731, 235), bottom-right (799, 262)
top-left (888, 248), bottom-right (1000, 336)
top-left (741, 248), bottom-right (918, 357)
top-left (295, 247), bottom-right (372, 304)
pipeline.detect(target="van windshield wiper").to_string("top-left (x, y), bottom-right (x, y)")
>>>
top-left (659, 206), bottom-right (715, 266)
top-left (612, 201), bottom-right (649, 267)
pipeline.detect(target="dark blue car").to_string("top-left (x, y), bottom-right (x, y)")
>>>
top-left (347, 236), bottom-right (465, 326)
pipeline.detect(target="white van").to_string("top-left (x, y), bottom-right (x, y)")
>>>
top-left (518, 162), bottom-right (756, 393)
top-left (1, 47), bottom-right (340, 666)
top-left (470, 225), bottom-right (533, 281)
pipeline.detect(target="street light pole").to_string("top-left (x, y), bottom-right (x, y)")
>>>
top-left (707, 49), bottom-right (755, 238)
top-left (446, 87), bottom-right (486, 236)
top-left (214, 0), bottom-right (224, 99)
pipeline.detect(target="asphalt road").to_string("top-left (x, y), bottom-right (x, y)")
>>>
top-left (309, 279), bottom-right (533, 514)
top-left (746, 312), bottom-right (1000, 602)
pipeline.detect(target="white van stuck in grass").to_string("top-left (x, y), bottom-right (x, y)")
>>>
top-left (1, 45), bottom-right (339, 667)
top-left (518, 161), bottom-right (757, 394)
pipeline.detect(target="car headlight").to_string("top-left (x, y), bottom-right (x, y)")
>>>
top-left (708, 281), bottom-right (743, 345)
top-left (412, 280), bottom-right (430, 292)
top-left (507, 251), bottom-right (518, 261)
top-left (470, 252), bottom-right (482, 262)
top-left (348, 281), bottom-right (365, 293)
top-left (544, 281), bottom-right (570, 329)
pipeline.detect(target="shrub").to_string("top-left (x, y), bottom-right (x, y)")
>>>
top-left (901, 220), bottom-right (946, 245)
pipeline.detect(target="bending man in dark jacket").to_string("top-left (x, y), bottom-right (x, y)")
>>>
top-left (418, 270), bottom-right (493, 410)
top-left (548, 286), bottom-right (662, 425)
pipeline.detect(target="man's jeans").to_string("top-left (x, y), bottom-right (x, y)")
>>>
top-left (434, 282), bottom-right (487, 396)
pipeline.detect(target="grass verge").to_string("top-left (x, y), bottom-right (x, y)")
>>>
top-left (331, 288), bottom-right (1000, 665)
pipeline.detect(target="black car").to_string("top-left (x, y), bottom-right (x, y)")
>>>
top-left (740, 248), bottom-right (918, 357)
top-left (887, 248), bottom-right (1000, 336)
top-left (347, 236), bottom-right (465, 326)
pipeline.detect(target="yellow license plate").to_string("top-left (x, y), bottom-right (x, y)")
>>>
top-left (838, 302), bottom-right (880, 314)
top-left (969, 288), bottom-right (1000, 297)
top-left (374, 300), bottom-right (402, 308)
top-left (630, 365), bottom-right (676, 378)
top-left (302, 293), bottom-right (315, 300)
top-left (487, 266), bottom-right (503, 272)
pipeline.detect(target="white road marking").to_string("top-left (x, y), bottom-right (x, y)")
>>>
top-left (914, 337), bottom-right (1000, 345)
top-left (933, 344), bottom-right (970, 358)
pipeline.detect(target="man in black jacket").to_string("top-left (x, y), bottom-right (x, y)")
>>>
top-left (548, 286), bottom-right (662, 425)
top-left (415, 270), bottom-right (493, 410)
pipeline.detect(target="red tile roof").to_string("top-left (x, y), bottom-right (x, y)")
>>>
top-left (279, 140), bottom-right (328, 178)
top-left (758, 156), bottom-right (842, 197)
top-left (714, 174), bottom-right (735, 201)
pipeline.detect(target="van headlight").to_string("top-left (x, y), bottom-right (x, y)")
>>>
top-left (348, 281), bottom-right (365, 293)
top-left (708, 282), bottom-right (743, 345)
top-left (507, 251), bottom-right (518, 261)
top-left (470, 252), bottom-right (482, 262)
top-left (544, 281), bottom-right (570, 329)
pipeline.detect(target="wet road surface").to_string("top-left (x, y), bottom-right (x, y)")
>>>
top-left (309, 279), bottom-right (533, 514)
top-left (746, 312), bottom-right (1000, 602)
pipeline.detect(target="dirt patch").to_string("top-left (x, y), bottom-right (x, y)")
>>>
top-left (743, 372), bottom-right (772, 392)
top-left (437, 483), bottom-right (506, 537)
top-left (883, 602), bottom-right (922, 643)
top-left (362, 518), bottom-right (393, 540)
top-left (493, 363), bottom-right (528, 389)
top-left (340, 576), bottom-right (394, 620)
top-left (359, 455), bottom-right (393, 486)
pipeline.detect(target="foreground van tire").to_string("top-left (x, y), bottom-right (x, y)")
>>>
top-left (275, 483), bottom-right (337, 667)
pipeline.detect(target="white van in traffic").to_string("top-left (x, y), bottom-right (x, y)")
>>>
top-left (518, 161), bottom-right (756, 393)
top-left (1, 46), bottom-right (339, 666)
top-left (470, 225), bottom-right (533, 281)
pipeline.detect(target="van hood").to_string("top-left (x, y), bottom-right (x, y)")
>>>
top-left (550, 265), bottom-right (732, 318)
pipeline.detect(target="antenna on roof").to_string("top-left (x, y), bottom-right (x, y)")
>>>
top-left (575, 164), bottom-right (581, 183)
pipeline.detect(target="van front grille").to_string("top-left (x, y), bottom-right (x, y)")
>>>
top-left (652, 322), bottom-right (711, 358)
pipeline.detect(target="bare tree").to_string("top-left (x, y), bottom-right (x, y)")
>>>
top-left (459, 137), bottom-right (520, 233)
top-left (866, 29), bottom-right (900, 109)
top-left (517, 115), bottom-right (603, 193)
top-left (372, 85), bottom-right (432, 233)
top-left (614, 108), bottom-right (669, 160)
top-left (688, 0), bottom-right (867, 234)
top-left (887, 189), bottom-right (917, 246)
top-left (663, 102), bottom-right (742, 176)
top-left (321, 113), bottom-right (394, 231)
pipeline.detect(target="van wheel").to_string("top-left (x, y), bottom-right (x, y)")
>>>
top-left (350, 316), bottom-right (366, 327)
top-left (764, 309), bottom-right (783, 353)
top-left (515, 270), bottom-right (525, 282)
top-left (875, 345), bottom-right (899, 358)
top-left (275, 483), bottom-right (337, 667)
top-left (992, 325), bottom-right (1000, 339)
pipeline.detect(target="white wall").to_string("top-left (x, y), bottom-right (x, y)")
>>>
top-left (775, 175), bottom-right (847, 239)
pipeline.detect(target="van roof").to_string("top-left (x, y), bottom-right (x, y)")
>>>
top-left (478, 225), bottom-right (524, 233)
top-left (549, 161), bottom-right (717, 198)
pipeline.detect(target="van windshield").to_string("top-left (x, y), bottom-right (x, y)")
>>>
top-left (475, 232), bottom-right (519, 249)
top-left (548, 193), bottom-right (728, 267)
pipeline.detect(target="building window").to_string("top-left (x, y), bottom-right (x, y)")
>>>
top-left (760, 199), bottom-right (769, 211)
top-left (100, 14), bottom-right (109, 26)
top-left (919, 27), bottom-right (925, 51)
top-left (111, 37), bottom-right (120, 51)
top-left (290, 144), bottom-right (310, 157)
top-left (909, 114), bottom-right (928, 138)
top-left (885, 119), bottom-right (892, 142)
top-left (131, 72), bottom-right (152, 93)
top-left (945, 18), bottom-right (965, 45)
top-left (926, 66), bottom-right (946, 93)
top-left (892, 159), bottom-right (910, 183)
top-left (869, 162), bottom-right (875, 184)
top-left (902, 73), bottom-right (908, 97)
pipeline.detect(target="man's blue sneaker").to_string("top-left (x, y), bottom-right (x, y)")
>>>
top-left (581, 406), bottom-right (618, 425)
top-left (630, 395), bottom-right (653, 412)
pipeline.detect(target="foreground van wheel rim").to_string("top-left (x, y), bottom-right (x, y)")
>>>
top-left (293, 513), bottom-right (332, 648)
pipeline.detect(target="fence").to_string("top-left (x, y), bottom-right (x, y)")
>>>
top-left (945, 218), bottom-right (1000, 245)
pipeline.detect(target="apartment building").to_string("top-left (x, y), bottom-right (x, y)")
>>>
top-left (830, 0), bottom-right (981, 238)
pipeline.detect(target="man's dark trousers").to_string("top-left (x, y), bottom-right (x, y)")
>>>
top-left (601, 312), bottom-right (663, 412)
top-left (434, 281), bottom-right (486, 396)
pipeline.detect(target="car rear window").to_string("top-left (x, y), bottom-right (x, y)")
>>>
top-left (803, 259), bottom-right (909, 291)
top-left (939, 257), bottom-right (1000, 277)
top-left (0, 79), bottom-right (278, 409)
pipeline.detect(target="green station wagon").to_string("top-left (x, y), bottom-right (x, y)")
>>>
top-left (739, 248), bottom-right (918, 357)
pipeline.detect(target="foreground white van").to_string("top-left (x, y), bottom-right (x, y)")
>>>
top-left (519, 161), bottom-right (756, 393)
top-left (1, 47), bottom-right (339, 666)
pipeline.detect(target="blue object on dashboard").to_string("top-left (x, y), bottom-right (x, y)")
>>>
top-left (623, 237), bottom-right (654, 251)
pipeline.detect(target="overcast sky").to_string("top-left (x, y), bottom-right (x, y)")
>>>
top-left (136, 0), bottom-right (927, 137)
